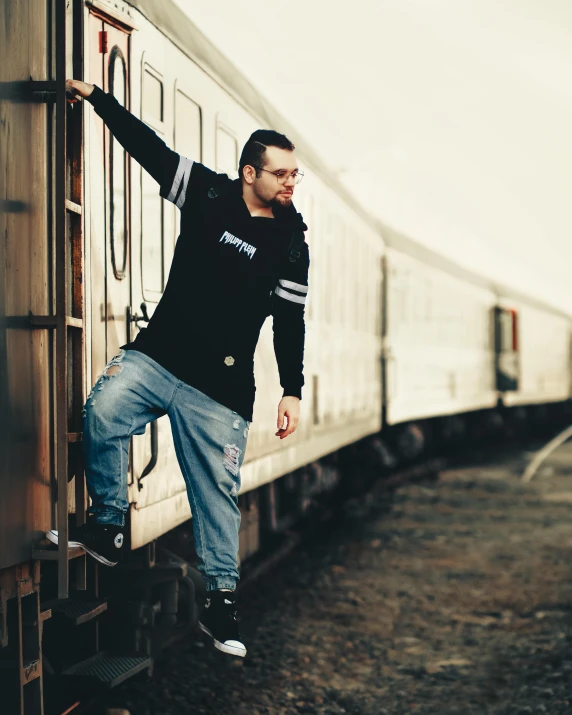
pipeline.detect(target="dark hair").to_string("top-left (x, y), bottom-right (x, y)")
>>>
top-left (238, 129), bottom-right (295, 180)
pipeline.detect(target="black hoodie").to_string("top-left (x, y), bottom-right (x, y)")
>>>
top-left (87, 86), bottom-right (309, 422)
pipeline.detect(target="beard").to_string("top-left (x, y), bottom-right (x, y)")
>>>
top-left (270, 192), bottom-right (293, 210)
top-left (251, 179), bottom-right (293, 213)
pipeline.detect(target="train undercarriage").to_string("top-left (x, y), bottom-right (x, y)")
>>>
top-left (2, 401), bottom-right (571, 715)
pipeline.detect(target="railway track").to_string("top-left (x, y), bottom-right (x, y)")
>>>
top-left (94, 442), bottom-right (572, 715)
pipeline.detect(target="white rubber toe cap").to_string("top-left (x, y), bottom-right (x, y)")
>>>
top-left (224, 640), bottom-right (245, 649)
top-left (216, 639), bottom-right (247, 657)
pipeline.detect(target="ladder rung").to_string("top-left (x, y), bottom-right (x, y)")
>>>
top-left (45, 599), bottom-right (108, 626)
top-left (67, 432), bottom-right (83, 443)
top-left (29, 315), bottom-right (57, 328)
top-left (65, 199), bottom-right (82, 215)
top-left (62, 652), bottom-right (152, 688)
top-left (33, 544), bottom-right (85, 561)
top-left (29, 80), bottom-right (57, 93)
top-left (40, 609), bottom-right (52, 622)
top-left (22, 659), bottom-right (42, 683)
top-left (66, 316), bottom-right (83, 329)
top-left (0, 80), bottom-right (56, 101)
top-left (26, 315), bottom-right (83, 329)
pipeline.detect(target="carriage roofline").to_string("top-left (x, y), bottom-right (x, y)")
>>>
top-left (128, 0), bottom-right (571, 321)
top-left (380, 222), bottom-right (572, 320)
top-left (129, 0), bottom-right (377, 232)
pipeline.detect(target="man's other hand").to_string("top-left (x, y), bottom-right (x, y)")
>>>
top-left (275, 396), bottom-right (300, 439)
top-left (66, 79), bottom-right (94, 101)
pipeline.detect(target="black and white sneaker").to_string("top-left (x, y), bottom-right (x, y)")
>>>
top-left (46, 518), bottom-right (124, 567)
top-left (199, 590), bottom-right (247, 658)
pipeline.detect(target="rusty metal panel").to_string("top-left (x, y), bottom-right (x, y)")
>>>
top-left (0, 1), bottom-right (53, 571)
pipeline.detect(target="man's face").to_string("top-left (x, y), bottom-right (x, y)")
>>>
top-left (252, 146), bottom-right (298, 208)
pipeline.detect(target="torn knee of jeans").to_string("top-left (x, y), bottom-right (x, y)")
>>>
top-left (102, 349), bottom-right (126, 378)
top-left (104, 364), bottom-right (123, 377)
top-left (223, 443), bottom-right (241, 477)
top-left (233, 419), bottom-right (240, 430)
top-left (230, 481), bottom-right (239, 497)
top-left (85, 351), bottom-right (126, 410)
top-left (93, 350), bottom-right (126, 387)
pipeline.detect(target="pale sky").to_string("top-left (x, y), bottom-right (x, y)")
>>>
top-left (176, 0), bottom-right (572, 312)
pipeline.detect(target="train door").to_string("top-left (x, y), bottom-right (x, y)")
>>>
top-left (494, 306), bottom-right (520, 392)
top-left (88, 13), bottom-right (132, 379)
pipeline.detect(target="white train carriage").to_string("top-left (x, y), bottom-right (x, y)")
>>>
top-left (379, 224), bottom-right (572, 428)
top-left (83, 0), bottom-right (384, 548)
top-left (380, 225), bottom-right (498, 425)
top-left (496, 297), bottom-right (572, 408)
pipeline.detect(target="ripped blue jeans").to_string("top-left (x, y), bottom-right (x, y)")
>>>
top-left (82, 349), bottom-right (249, 591)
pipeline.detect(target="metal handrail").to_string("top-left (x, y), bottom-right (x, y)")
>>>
top-left (55, 0), bottom-right (69, 599)
top-left (522, 424), bottom-right (572, 483)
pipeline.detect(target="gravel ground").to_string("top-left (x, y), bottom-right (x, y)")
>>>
top-left (102, 443), bottom-right (572, 715)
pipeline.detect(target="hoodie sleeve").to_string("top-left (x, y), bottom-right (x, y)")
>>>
top-left (270, 239), bottom-right (310, 399)
top-left (86, 85), bottom-right (215, 209)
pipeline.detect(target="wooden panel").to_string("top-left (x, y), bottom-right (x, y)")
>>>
top-left (0, 0), bottom-right (52, 570)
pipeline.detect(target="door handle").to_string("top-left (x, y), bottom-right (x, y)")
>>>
top-left (129, 301), bottom-right (150, 326)
top-left (138, 419), bottom-right (158, 489)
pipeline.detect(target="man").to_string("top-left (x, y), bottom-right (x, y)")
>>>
top-left (47, 79), bottom-right (310, 658)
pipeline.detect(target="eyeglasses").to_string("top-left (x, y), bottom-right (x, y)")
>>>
top-left (260, 168), bottom-right (304, 185)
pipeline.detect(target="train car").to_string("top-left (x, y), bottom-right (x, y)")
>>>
top-left (1, 1), bottom-right (384, 711)
top-left (496, 297), bottom-right (572, 408)
top-left (380, 224), bottom-right (572, 442)
top-left (381, 225), bottom-right (498, 427)
top-left (1, 0), bottom-right (571, 713)
top-left (83, 0), bottom-right (385, 551)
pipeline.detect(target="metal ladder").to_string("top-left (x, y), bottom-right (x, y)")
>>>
top-left (30, 0), bottom-right (87, 600)
top-left (2, 4), bottom-right (152, 712)
top-left (4, 3), bottom-right (86, 711)
top-left (34, 3), bottom-right (151, 708)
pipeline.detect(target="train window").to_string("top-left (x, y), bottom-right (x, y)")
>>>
top-left (349, 231), bottom-right (358, 331)
top-left (173, 90), bottom-right (202, 245)
top-left (355, 236), bottom-right (361, 330)
top-left (324, 213), bottom-right (337, 324)
top-left (373, 254), bottom-right (381, 337)
top-left (425, 278), bottom-right (432, 320)
top-left (141, 67), bottom-right (165, 299)
top-left (305, 194), bottom-right (314, 321)
top-left (142, 173), bottom-right (164, 297)
top-left (339, 222), bottom-right (347, 325)
top-left (334, 218), bottom-right (345, 325)
top-left (143, 69), bottom-right (163, 123)
top-left (109, 46), bottom-right (128, 279)
top-left (339, 224), bottom-right (347, 326)
top-left (216, 125), bottom-right (238, 177)
top-left (175, 90), bottom-right (202, 161)
top-left (361, 243), bottom-right (369, 332)
top-left (369, 247), bottom-right (376, 332)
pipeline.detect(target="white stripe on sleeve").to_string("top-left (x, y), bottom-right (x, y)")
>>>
top-left (175, 158), bottom-right (194, 209)
top-left (279, 278), bottom-right (308, 294)
top-left (166, 155), bottom-right (187, 203)
top-left (275, 286), bottom-right (307, 305)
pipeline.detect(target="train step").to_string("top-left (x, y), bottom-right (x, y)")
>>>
top-left (44, 598), bottom-right (108, 626)
top-left (61, 651), bottom-right (152, 689)
top-left (32, 541), bottom-right (85, 561)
